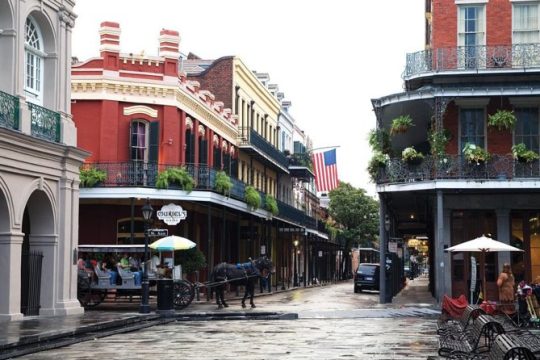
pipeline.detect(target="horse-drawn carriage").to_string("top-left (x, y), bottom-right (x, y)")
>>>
top-left (76, 244), bottom-right (274, 310)
top-left (76, 244), bottom-right (194, 309)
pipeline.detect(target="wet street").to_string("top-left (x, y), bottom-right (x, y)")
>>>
top-left (21, 279), bottom-right (440, 359)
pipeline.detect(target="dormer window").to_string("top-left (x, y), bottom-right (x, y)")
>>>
top-left (24, 17), bottom-right (44, 104)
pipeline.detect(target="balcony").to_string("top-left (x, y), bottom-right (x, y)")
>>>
top-left (275, 198), bottom-right (317, 229)
top-left (288, 152), bottom-right (314, 180)
top-left (404, 44), bottom-right (540, 79)
top-left (238, 127), bottom-right (289, 172)
top-left (28, 102), bottom-right (61, 142)
top-left (375, 154), bottom-right (540, 184)
top-left (0, 90), bottom-right (20, 131)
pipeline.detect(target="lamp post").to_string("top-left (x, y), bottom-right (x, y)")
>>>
top-left (293, 239), bottom-right (299, 287)
top-left (140, 198), bottom-right (154, 314)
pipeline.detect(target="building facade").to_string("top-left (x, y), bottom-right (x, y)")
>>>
top-left (373, 0), bottom-right (540, 302)
top-left (0, 0), bottom-right (87, 320)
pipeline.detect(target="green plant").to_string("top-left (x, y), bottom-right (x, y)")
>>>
top-left (367, 152), bottom-right (388, 181)
top-left (368, 129), bottom-right (392, 155)
top-left (80, 167), bottom-right (107, 187)
top-left (462, 143), bottom-right (490, 164)
top-left (390, 115), bottom-right (414, 136)
top-left (174, 247), bottom-right (207, 275)
top-left (488, 110), bottom-right (516, 131)
top-left (429, 128), bottom-right (452, 157)
top-left (156, 167), bottom-right (195, 191)
top-left (244, 186), bottom-right (261, 209)
top-left (214, 171), bottom-right (233, 196)
top-left (401, 146), bottom-right (424, 163)
top-left (512, 143), bottom-right (540, 163)
top-left (265, 194), bottom-right (279, 215)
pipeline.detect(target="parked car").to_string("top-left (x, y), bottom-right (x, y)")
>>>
top-left (354, 263), bottom-right (380, 293)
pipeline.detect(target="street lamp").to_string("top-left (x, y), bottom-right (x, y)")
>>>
top-left (293, 239), bottom-right (299, 287)
top-left (140, 198), bottom-right (154, 314)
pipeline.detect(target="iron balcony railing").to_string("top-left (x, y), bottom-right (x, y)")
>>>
top-left (81, 162), bottom-right (319, 229)
top-left (288, 152), bottom-right (313, 168)
top-left (0, 90), bottom-right (20, 131)
top-left (28, 102), bottom-right (61, 142)
top-left (376, 154), bottom-right (540, 184)
top-left (404, 43), bottom-right (540, 78)
top-left (238, 127), bottom-right (289, 169)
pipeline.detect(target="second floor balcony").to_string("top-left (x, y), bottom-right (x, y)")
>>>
top-left (404, 43), bottom-right (540, 81)
top-left (238, 127), bottom-right (289, 173)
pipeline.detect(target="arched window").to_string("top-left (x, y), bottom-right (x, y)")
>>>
top-left (130, 120), bottom-right (149, 162)
top-left (24, 16), bottom-right (44, 104)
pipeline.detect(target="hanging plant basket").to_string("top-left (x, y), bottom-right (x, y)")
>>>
top-left (265, 194), bottom-right (279, 215)
top-left (512, 143), bottom-right (540, 163)
top-left (390, 115), bottom-right (414, 136)
top-left (244, 186), bottom-right (261, 210)
top-left (488, 110), bottom-right (516, 131)
top-left (214, 171), bottom-right (233, 196)
top-left (156, 167), bottom-right (195, 191)
top-left (80, 167), bottom-right (107, 187)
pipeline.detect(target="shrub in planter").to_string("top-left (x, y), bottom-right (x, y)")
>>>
top-left (214, 171), bottom-right (233, 196)
top-left (368, 129), bottom-right (392, 155)
top-left (80, 167), bottom-right (107, 187)
top-left (367, 152), bottom-right (388, 182)
top-left (462, 143), bottom-right (490, 164)
top-left (174, 247), bottom-right (207, 276)
top-left (244, 186), bottom-right (261, 210)
top-left (488, 110), bottom-right (516, 131)
top-left (156, 167), bottom-right (195, 191)
top-left (401, 146), bottom-right (424, 165)
top-left (512, 143), bottom-right (540, 163)
top-left (265, 194), bottom-right (279, 215)
top-left (429, 128), bottom-right (451, 157)
top-left (390, 115), bottom-right (414, 136)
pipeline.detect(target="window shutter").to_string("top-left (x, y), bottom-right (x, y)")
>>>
top-left (213, 147), bottom-right (222, 170)
top-left (223, 153), bottom-right (231, 175)
top-left (185, 130), bottom-right (194, 164)
top-left (231, 157), bottom-right (238, 178)
top-left (199, 139), bottom-right (208, 164)
top-left (148, 121), bottom-right (159, 163)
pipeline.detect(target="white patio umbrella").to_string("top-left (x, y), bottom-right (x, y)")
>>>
top-left (445, 235), bottom-right (523, 302)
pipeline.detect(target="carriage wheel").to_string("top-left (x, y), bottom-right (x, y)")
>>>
top-left (77, 274), bottom-right (106, 308)
top-left (173, 280), bottom-right (194, 309)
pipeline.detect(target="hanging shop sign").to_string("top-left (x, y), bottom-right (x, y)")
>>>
top-left (157, 203), bottom-right (187, 225)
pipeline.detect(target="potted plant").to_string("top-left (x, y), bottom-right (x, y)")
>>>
top-left (390, 115), bottom-right (414, 136)
top-left (462, 143), bottom-right (490, 164)
top-left (265, 194), bottom-right (279, 215)
top-left (244, 186), bottom-right (261, 210)
top-left (156, 167), bottom-right (195, 191)
top-left (367, 151), bottom-right (388, 182)
top-left (214, 170), bottom-right (233, 196)
top-left (80, 167), bottom-right (107, 187)
top-left (368, 129), bottom-right (392, 155)
top-left (401, 146), bottom-right (424, 165)
top-left (512, 143), bottom-right (540, 163)
top-left (488, 110), bottom-right (516, 131)
top-left (174, 247), bottom-right (207, 281)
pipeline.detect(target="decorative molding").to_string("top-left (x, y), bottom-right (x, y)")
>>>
top-left (222, 141), bottom-right (228, 151)
top-left (123, 105), bottom-right (158, 118)
top-left (185, 117), bottom-right (193, 130)
top-left (198, 124), bottom-right (206, 136)
top-left (213, 134), bottom-right (220, 145)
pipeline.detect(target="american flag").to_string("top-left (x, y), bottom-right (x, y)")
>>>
top-left (312, 149), bottom-right (339, 192)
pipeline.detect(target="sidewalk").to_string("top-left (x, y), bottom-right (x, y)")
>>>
top-left (391, 274), bottom-right (438, 309)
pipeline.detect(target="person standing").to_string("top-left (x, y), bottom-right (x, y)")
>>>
top-left (497, 263), bottom-right (515, 315)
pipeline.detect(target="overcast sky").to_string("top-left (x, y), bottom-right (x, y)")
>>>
top-left (72, 0), bottom-right (425, 195)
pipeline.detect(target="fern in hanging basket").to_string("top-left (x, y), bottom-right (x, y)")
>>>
top-left (214, 171), bottom-right (233, 196)
top-left (512, 143), bottom-right (540, 163)
top-left (265, 194), bottom-right (279, 215)
top-left (390, 115), bottom-right (414, 136)
top-left (80, 167), bottom-right (107, 187)
top-left (156, 167), bottom-right (195, 191)
top-left (244, 186), bottom-right (261, 210)
top-left (488, 110), bottom-right (516, 131)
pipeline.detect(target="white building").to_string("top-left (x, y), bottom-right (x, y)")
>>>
top-left (0, 0), bottom-right (87, 320)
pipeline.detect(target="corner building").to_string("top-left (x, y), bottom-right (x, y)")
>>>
top-left (373, 0), bottom-right (540, 302)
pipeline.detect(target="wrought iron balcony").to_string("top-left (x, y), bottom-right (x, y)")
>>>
top-left (375, 154), bottom-right (540, 184)
top-left (404, 44), bottom-right (540, 79)
top-left (0, 90), bottom-right (20, 131)
top-left (28, 102), bottom-right (60, 142)
top-left (238, 127), bottom-right (289, 170)
top-left (275, 198), bottom-right (317, 229)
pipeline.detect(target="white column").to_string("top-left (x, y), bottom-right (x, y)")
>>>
top-left (0, 232), bottom-right (24, 321)
top-left (30, 234), bottom-right (58, 316)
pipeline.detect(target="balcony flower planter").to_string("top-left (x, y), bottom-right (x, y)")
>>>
top-left (488, 110), bottom-right (516, 131)
top-left (462, 143), bottom-right (490, 165)
top-left (245, 186), bottom-right (261, 210)
top-left (368, 129), bottom-right (392, 155)
top-left (402, 146), bottom-right (424, 165)
top-left (367, 152), bottom-right (388, 182)
top-left (265, 194), bottom-right (279, 216)
top-left (512, 143), bottom-right (539, 163)
top-left (390, 115), bottom-right (414, 136)
top-left (214, 171), bottom-right (233, 196)
top-left (156, 167), bottom-right (195, 191)
top-left (80, 167), bottom-right (107, 187)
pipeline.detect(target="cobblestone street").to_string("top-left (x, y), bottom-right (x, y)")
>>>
top-left (20, 278), bottom-right (440, 359)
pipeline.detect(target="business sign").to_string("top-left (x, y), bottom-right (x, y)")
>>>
top-left (146, 228), bottom-right (168, 237)
top-left (157, 203), bottom-right (187, 225)
top-left (388, 241), bottom-right (397, 253)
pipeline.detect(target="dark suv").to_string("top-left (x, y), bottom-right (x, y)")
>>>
top-left (354, 263), bottom-right (380, 293)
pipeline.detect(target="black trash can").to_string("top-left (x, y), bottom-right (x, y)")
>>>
top-left (157, 279), bottom-right (174, 315)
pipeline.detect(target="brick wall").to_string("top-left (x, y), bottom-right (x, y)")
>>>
top-left (187, 57), bottom-right (234, 109)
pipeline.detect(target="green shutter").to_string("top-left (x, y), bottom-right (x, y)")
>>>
top-left (148, 121), bottom-right (159, 163)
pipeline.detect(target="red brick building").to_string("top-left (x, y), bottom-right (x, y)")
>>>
top-left (373, 0), bottom-right (540, 302)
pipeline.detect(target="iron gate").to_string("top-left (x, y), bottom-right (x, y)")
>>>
top-left (21, 250), bottom-right (43, 316)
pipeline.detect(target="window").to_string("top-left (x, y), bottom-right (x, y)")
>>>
top-left (513, 3), bottom-right (540, 44)
top-left (458, 5), bottom-right (485, 68)
top-left (515, 108), bottom-right (539, 152)
top-left (117, 218), bottom-right (146, 244)
top-left (130, 121), bottom-right (148, 162)
top-left (460, 108), bottom-right (485, 148)
top-left (24, 17), bottom-right (44, 104)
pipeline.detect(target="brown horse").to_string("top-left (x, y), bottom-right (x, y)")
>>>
top-left (211, 257), bottom-right (273, 309)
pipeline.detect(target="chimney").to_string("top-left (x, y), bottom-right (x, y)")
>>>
top-left (159, 29), bottom-right (180, 77)
top-left (99, 21), bottom-right (120, 71)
